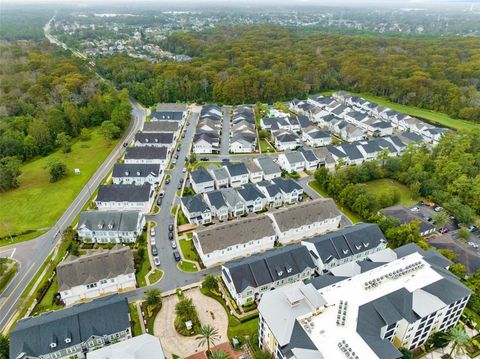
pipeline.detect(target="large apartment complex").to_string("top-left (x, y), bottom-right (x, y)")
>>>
top-left (257, 244), bottom-right (471, 359)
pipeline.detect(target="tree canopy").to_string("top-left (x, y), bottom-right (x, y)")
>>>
top-left (97, 25), bottom-right (480, 123)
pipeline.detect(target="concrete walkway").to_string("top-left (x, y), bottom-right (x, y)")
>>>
top-left (154, 287), bottom-right (229, 358)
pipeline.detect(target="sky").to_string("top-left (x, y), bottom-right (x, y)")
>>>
top-left (2, 0), bottom-right (478, 5)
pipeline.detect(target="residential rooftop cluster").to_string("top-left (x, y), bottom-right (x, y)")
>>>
top-left (230, 105), bottom-right (257, 153)
top-left (258, 243), bottom-right (471, 359)
top-left (193, 105), bottom-right (223, 154)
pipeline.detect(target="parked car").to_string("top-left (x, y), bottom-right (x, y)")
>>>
top-left (440, 227), bottom-right (449, 234)
top-left (150, 228), bottom-right (155, 236)
top-left (425, 217), bottom-right (432, 222)
top-left (151, 245), bottom-right (158, 256)
top-left (173, 251), bottom-right (181, 261)
top-left (123, 142), bottom-right (128, 147)
top-left (200, 157), bottom-right (209, 161)
top-left (177, 146), bottom-right (181, 152)
top-left (157, 197), bottom-right (162, 206)
top-left (434, 206), bottom-right (444, 212)
top-left (171, 241), bottom-right (177, 249)
top-left (177, 182), bottom-right (183, 190)
top-left (173, 158), bottom-right (177, 164)
top-left (174, 153), bottom-right (179, 159)
top-left (165, 178), bottom-right (170, 184)
top-left (182, 168), bottom-right (187, 173)
top-left (151, 237), bottom-right (156, 246)
top-left (410, 207), bottom-right (420, 212)
top-left (159, 191), bottom-right (165, 198)
top-left (153, 256), bottom-right (161, 267)
top-left (168, 232), bottom-right (174, 240)
top-left (182, 133), bottom-right (185, 139)
top-left (469, 225), bottom-right (478, 233)
top-left (168, 224), bottom-right (174, 232)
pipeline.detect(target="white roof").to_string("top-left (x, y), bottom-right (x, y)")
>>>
top-left (86, 334), bottom-right (165, 359)
top-left (261, 251), bottom-right (447, 358)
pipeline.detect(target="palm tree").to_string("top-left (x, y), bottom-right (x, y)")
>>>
top-left (144, 288), bottom-right (162, 306)
top-left (447, 326), bottom-right (470, 358)
top-left (196, 324), bottom-right (220, 355)
top-left (175, 298), bottom-right (196, 320)
top-left (208, 349), bottom-right (231, 359)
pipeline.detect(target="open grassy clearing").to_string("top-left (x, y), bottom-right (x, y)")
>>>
top-left (308, 180), bottom-right (362, 223)
top-left (321, 90), bottom-right (479, 132)
top-left (362, 179), bottom-right (418, 207)
top-left (147, 269), bottom-right (163, 284)
top-left (179, 238), bottom-right (200, 263)
top-left (0, 128), bottom-right (117, 237)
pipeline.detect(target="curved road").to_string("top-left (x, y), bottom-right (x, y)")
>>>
top-left (0, 61), bottom-right (146, 331)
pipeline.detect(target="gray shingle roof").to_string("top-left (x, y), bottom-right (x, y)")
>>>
top-left (271, 177), bottom-right (302, 194)
top-left (112, 163), bottom-right (160, 178)
top-left (223, 162), bottom-right (249, 177)
top-left (10, 295), bottom-right (130, 359)
top-left (284, 151), bottom-right (305, 164)
top-left (190, 166), bottom-right (213, 184)
top-left (195, 215), bottom-right (275, 254)
top-left (57, 246), bottom-right (135, 291)
top-left (124, 147), bottom-right (168, 160)
top-left (205, 190), bottom-right (227, 209)
top-left (305, 223), bottom-right (387, 262)
top-left (78, 211), bottom-right (142, 233)
top-left (272, 198), bottom-right (340, 232)
top-left (208, 165), bottom-right (229, 181)
top-left (151, 111), bottom-right (183, 121)
top-left (135, 132), bottom-right (174, 145)
top-left (181, 194), bottom-right (210, 213)
top-left (237, 183), bottom-right (266, 202)
top-left (256, 157), bottom-right (281, 176)
top-left (96, 184), bottom-right (152, 203)
top-left (224, 244), bottom-right (315, 293)
top-left (142, 121), bottom-right (179, 132)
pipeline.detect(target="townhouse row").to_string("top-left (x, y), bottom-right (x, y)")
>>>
top-left (181, 176), bottom-right (304, 225)
top-left (191, 197), bottom-right (343, 267)
top-left (193, 104), bottom-right (223, 153)
top-left (229, 105), bottom-right (257, 153)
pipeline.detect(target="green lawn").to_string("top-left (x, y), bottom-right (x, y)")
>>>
top-left (0, 260), bottom-right (17, 294)
top-left (194, 161), bottom-right (221, 169)
top-left (148, 269), bottom-right (163, 284)
top-left (228, 317), bottom-right (259, 340)
top-left (129, 303), bottom-right (143, 336)
top-left (308, 180), bottom-right (362, 224)
top-left (0, 129), bottom-right (117, 238)
top-left (177, 209), bottom-right (189, 226)
top-left (31, 277), bottom-right (63, 315)
top-left (259, 139), bottom-right (275, 153)
top-left (178, 261), bottom-right (198, 272)
top-left (321, 90), bottom-right (479, 132)
top-left (179, 239), bottom-right (199, 262)
top-left (135, 232), bottom-right (151, 287)
top-left (362, 179), bottom-right (418, 207)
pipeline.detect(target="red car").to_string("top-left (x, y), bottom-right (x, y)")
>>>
top-left (441, 227), bottom-right (449, 234)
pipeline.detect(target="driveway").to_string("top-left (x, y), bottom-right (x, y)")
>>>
top-left (154, 287), bottom-right (228, 358)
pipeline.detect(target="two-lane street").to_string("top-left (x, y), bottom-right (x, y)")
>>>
top-left (0, 100), bottom-right (146, 331)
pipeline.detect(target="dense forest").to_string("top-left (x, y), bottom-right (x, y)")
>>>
top-left (313, 131), bottom-right (480, 225)
top-left (0, 41), bottom-right (132, 191)
top-left (96, 25), bottom-right (480, 122)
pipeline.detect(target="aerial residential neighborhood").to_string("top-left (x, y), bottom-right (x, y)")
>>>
top-left (1, 2), bottom-right (480, 359)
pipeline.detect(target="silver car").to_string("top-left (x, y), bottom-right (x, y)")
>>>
top-left (153, 256), bottom-right (161, 267)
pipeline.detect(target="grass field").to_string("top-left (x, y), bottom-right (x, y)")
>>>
top-left (321, 90), bottom-right (479, 132)
top-left (259, 139), bottom-right (276, 153)
top-left (362, 179), bottom-right (418, 207)
top-left (0, 129), bottom-right (117, 237)
top-left (129, 303), bottom-right (143, 336)
top-left (179, 239), bottom-right (200, 263)
top-left (178, 261), bottom-right (198, 272)
top-left (32, 277), bottom-right (63, 315)
top-left (308, 180), bottom-right (362, 223)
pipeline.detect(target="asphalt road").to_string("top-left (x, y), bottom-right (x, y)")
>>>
top-left (0, 101), bottom-right (146, 331)
top-left (136, 110), bottom-right (218, 300)
top-left (220, 106), bottom-right (231, 157)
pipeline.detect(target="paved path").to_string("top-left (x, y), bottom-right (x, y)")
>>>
top-left (221, 106), bottom-right (231, 157)
top-left (154, 287), bottom-right (228, 358)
